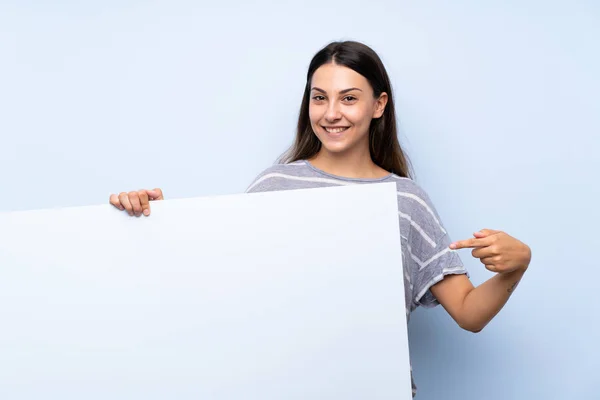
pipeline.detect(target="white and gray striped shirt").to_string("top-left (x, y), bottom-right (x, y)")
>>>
top-left (246, 160), bottom-right (468, 318)
top-left (246, 160), bottom-right (468, 397)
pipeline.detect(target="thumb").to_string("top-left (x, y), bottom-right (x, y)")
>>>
top-left (146, 188), bottom-right (164, 200)
top-left (474, 229), bottom-right (500, 238)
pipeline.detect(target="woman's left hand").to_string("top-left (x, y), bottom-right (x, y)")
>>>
top-left (449, 229), bottom-right (531, 274)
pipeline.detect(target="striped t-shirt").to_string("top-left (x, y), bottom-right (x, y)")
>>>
top-left (246, 160), bottom-right (468, 319)
top-left (246, 160), bottom-right (469, 396)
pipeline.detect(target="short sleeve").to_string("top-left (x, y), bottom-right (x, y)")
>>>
top-left (403, 185), bottom-right (469, 309)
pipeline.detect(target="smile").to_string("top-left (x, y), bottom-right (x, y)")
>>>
top-left (323, 126), bottom-right (350, 133)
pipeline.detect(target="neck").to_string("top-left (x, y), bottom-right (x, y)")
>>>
top-left (309, 146), bottom-right (388, 179)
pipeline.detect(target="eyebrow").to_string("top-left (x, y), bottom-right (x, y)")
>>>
top-left (311, 87), bottom-right (363, 94)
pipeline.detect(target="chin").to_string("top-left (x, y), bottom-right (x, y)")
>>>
top-left (314, 126), bottom-right (365, 155)
top-left (318, 140), bottom-right (355, 155)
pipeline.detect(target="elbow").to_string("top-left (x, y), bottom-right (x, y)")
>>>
top-left (458, 320), bottom-right (485, 333)
top-left (467, 326), bottom-right (483, 334)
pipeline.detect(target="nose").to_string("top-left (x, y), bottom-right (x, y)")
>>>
top-left (324, 100), bottom-right (342, 122)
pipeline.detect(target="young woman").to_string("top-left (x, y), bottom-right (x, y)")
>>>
top-left (109, 41), bottom-right (532, 397)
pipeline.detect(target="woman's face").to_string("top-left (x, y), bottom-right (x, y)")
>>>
top-left (309, 63), bottom-right (387, 156)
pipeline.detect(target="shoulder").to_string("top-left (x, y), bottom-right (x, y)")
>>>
top-left (388, 175), bottom-right (437, 212)
top-left (388, 175), bottom-right (448, 239)
top-left (245, 161), bottom-right (313, 193)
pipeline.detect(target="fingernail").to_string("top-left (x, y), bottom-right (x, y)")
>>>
top-left (143, 209), bottom-right (150, 216)
top-left (449, 243), bottom-right (456, 249)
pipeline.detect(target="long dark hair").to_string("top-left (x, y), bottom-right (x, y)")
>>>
top-left (278, 40), bottom-right (413, 178)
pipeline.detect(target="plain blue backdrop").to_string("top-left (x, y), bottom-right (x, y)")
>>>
top-left (1, 1), bottom-right (598, 399)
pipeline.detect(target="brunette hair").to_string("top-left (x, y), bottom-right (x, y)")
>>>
top-left (279, 40), bottom-right (413, 178)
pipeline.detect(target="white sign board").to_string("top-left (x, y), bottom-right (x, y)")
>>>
top-left (0, 183), bottom-right (411, 399)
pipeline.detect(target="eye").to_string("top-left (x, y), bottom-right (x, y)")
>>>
top-left (312, 95), bottom-right (326, 101)
top-left (343, 95), bottom-right (357, 102)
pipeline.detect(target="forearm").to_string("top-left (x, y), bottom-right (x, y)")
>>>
top-left (460, 267), bottom-right (527, 332)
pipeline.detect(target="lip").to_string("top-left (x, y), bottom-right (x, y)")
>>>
top-left (322, 126), bottom-right (350, 138)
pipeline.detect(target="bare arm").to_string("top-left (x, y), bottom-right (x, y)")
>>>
top-left (430, 229), bottom-right (531, 333)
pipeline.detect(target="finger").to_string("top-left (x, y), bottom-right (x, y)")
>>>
top-left (138, 190), bottom-right (151, 216)
top-left (450, 237), bottom-right (491, 250)
top-left (484, 263), bottom-right (498, 273)
top-left (473, 229), bottom-right (501, 238)
top-left (480, 257), bottom-right (496, 266)
top-left (472, 247), bottom-right (496, 259)
top-left (128, 191), bottom-right (142, 217)
top-left (147, 188), bottom-right (164, 200)
top-left (109, 194), bottom-right (124, 210)
top-left (119, 192), bottom-right (133, 215)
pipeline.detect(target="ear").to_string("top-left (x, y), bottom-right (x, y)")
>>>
top-left (372, 92), bottom-right (388, 119)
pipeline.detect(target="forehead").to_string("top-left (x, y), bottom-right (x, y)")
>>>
top-left (310, 63), bottom-right (371, 93)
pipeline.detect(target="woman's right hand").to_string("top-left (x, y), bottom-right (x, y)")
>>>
top-left (109, 188), bottom-right (164, 217)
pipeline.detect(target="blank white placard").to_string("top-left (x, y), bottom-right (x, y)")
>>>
top-left (0, 182), bottom-right (411, 399)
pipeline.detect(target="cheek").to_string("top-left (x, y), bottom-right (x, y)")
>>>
top-left (345, 106), bottom-right (370, 127)
top-left (308, 105), bottom-right (322, 125)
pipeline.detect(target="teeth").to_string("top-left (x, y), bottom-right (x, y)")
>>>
top-left (325, 127), bottom-right (348, 133)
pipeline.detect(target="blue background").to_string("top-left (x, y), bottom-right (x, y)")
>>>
top-left (1, 1), bottom-right (598, 398)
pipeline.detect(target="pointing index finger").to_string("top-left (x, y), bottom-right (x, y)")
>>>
top-left (450, 237), bottom-right (488, 250)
